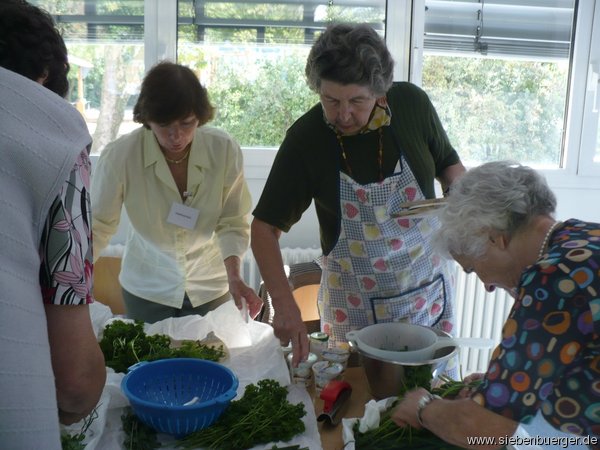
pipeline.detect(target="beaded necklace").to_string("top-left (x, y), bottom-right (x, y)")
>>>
top-left (336, 127), bottom-right (384, 182)
top-left (537, 221), bottom-right (561, 260)
top-left (164, 147), bottom-right (191, 165)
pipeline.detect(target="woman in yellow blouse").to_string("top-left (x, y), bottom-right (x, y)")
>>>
top-left (91, 61), bottom-right (262, 323)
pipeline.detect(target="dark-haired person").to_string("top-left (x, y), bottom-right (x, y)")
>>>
top-left (91, 61), bottom-right (262, 323)
top-left (251, 23), bottom-right (466, 366)
top-left (0, 1), bottom-right (106, 448)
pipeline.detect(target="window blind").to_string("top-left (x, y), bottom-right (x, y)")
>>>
top-left (424, 0), bottom-right (576, 59)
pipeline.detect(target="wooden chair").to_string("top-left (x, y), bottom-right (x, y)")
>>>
top-left (259, 261), bottom-right (323, 334)
top-left (92, 256), bottom-right (125, 315)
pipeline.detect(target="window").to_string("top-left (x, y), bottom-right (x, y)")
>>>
top-left (177, 0), bottom-right (386, 148)
top-left (31, 0), bottom-right (146, 155)
top-left (27, 0), bottom-right (600, 184)
top-left (34, 0), bottom-right (387, 152)
top-left (412, 0), bottom-right (576, 168)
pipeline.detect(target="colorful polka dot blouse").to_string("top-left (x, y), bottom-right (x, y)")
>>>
top-left (472, 219), bottom-right (600, 439)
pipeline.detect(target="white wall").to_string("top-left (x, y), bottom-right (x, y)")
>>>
top-left (243, 148), bottom-right (320, 249)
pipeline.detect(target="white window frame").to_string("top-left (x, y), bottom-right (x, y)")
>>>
top-left (577, 0), bottom-right (600, 176)
top-left (144, 0), bottom-right (177, 70)
top-left (400, 0), bottom-right (600, 193)
top-left (80, 0), bottom-right (600, 254)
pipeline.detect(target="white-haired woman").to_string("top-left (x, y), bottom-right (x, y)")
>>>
top-left (392, 161), bottom-right (600, 448)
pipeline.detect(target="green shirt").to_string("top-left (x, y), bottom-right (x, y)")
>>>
top-left (253, 82), bottom-right (460, 255)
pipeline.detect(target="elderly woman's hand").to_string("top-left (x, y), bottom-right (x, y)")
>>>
top-left (457, 372), bottom-right (485, 398)
top-left (391, 387), bottom-right (431, 429)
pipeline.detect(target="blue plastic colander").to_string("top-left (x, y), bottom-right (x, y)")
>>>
top-left (121, 358), bottom-right (239, 437)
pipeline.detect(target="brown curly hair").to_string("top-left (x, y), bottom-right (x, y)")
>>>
top-left (133, 61), bottom-right (215, 128)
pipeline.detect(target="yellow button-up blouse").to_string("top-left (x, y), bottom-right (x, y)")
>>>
top-left (91, 126), bottom-right (252, 307)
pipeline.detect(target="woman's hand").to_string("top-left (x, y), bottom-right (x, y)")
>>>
top-left (271, 296), bottom-right (309, 366)
top-left (229, 278), bottom-right (263, 319)
top-left (224, 255), bottom-right (263, 319)
top-left (458, 372), bottom-right (485, 398)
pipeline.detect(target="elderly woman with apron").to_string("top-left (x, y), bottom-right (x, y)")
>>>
top-left (251, 23), bottom-right (466, 366)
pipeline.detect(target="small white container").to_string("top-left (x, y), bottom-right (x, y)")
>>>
top-left (309, 332), bottom-right (329, 359)
top-left (287, 352), bottom-right (318, 387)
top-left (321, 347), bottom-right (350, 370)
top-left (281, 343), bottom-right (293, 361)
top-left (312, 361), bottom-right (344, 392)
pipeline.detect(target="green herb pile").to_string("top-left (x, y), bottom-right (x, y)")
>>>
top-left (353, 370), bottom-right (482, 449)
top-left (60, 408), bottom-right (98, 450)
top-left (61, 431), bottom-right (86, 450)
top-left (177, 379), bottom-right (306, 450)
top-left (99, 320), bottom-right (226, 373)
top-left (268, 446), bottom-right (309, 450)
top-left (122, 408), bottom-right (161, 450)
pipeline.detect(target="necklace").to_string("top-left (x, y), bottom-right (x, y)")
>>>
top-left (163, 147), bottom-right (191, 165)
top-left (336, 127), bottom-right (384, 182)
top-left (537, 221), bottom-right (561, 260)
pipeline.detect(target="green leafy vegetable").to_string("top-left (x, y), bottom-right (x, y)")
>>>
top-left (352, 419), bottom-right (464, 449)
top-left (60, 408), bottom-right (98, 450)
top-left (268, 446), bottom-right (309, 450)
top-left (60, 431), bottom-right (86, 450)
top-left (431, 374), bottom-right (482, 398)
top-left (176, 379), bottom-right (306, 450)
top-left (99, 320), bottom-right (225, 373)
top-left (353, 369), bottom-right (481, 449)
top-left (121, 408), bottom-right (161, 450)
top-left (398, 364), bottom-right (434, 397)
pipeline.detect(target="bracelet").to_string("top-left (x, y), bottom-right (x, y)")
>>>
top-left (416, 393), bottom-right (441, 427)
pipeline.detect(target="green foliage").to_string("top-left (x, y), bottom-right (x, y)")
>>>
top-left (177, 379), bottom-right (306, 450)
top-left (60, 432), bottom-right (86, 450)
top-left (60, 408), bottom-right (99, 450)
top-left (268, 446), bottom-right (309, 450)
top-left (353, 374), bottom-right (483, 449)
top-left (99, 320), bottom-right (226, 373)
top-left (423, 55), bottom-right (567, 165)
top-left (398, 364), bottom-right (433, 397)
top-left (180, 47), bottom-right (318, 147)
top-left (45, 1), bottom-right (570, 162)
top-left (121, 408), bottom-right (161, 450)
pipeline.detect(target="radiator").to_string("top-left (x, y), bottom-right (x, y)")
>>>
top-left (452, 263), bottom-right (514, 376)
top-left (244, 247), bottom-right (512, 376)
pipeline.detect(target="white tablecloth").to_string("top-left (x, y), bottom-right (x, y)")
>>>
top-left (63, 301), bottom-right (322, 450)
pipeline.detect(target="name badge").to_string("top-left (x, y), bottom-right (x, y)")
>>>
top-left (167, 202), bottom-right (199, 230)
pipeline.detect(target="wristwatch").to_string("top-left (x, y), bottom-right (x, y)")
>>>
top-left (416, 393), bottom-right (441, 427)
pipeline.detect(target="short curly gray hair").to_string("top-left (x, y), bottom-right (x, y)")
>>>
top-left (433, 161), bottom-right (557, 259)
top-left (305, 23), bottom-right (394, 97)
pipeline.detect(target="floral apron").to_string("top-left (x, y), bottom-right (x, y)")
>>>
top-left (318, 156), bottom-right (456, 350)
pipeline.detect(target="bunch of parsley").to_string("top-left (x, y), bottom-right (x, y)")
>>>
top-left (353, 370), bottom-right (482, 449)
top-left (177, 379), bottom-right (306, 450)
top-left (99, 320), bottom-right (225, 373)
